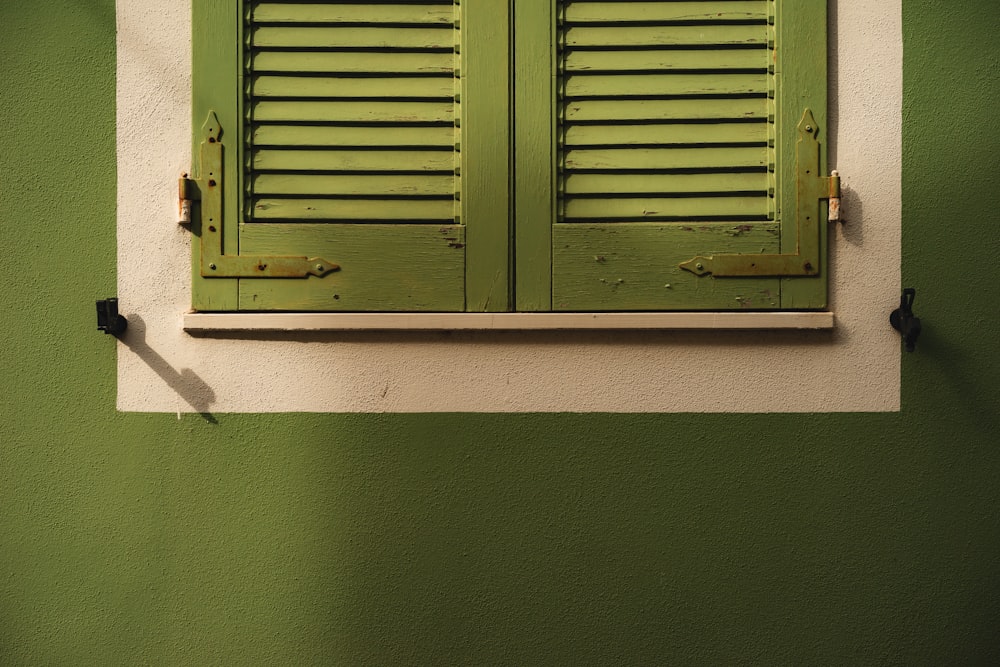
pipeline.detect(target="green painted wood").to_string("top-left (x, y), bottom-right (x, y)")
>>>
top-left (252, 3), bottom-right (455, 24)
top-left (676, 111), bottom-right (830, 278)
top-left (253, 149), bottom-right (455, 172)
top-left (565, 147), bottom-right (768, 171)
top-left (564, 73), bottom-right (768, 98)
top-left (564, 172), bottom-right (768, 196)
top-left (194, 0), bottom-right (823, 313)
top-left (777, 0), bottom-right (828, 308)
top-left (239, 224), bottom-right (466, 311)
top-left (195, 112), bottom-right (339, 279)
top-left (565, 99), bottom-right (768, 122)
top-left (251, 51), bottom-right (454, 75)
top-left (565, 123), bottom-right (769, 147)
top-left (191, 0), bottom-right (239, 310)
top-left (253, 76), bottom-right (454, 99)
top-left (564, 1), bottom-right (768, 23)
top-left (253, 174), bottom-right (455, 197)
top-left (563, 197), bottom-right (770, 222)
top-left (252, 101), bottom-right (454, 124)
top-left (463, 0), bottom-right (511, 311)
top-left (552, 223), bottom-right (781, 311)
top-left (565, 49), bottom-right (769, 73)
top-left (548, 0), bottom-right (817, 311)
top-left (253, 125), bottom-right (455, 148)
top-left (513, 0), bottom-right (555, 310)
top-left (188, 0), bottom-right (465, 310)
top-left (565, 25), bottom-right (767, 48)
top-left (243, 0), bottom-right (462, 305)
top-left (251, 26), bottom-right (454, 50)
top-left (252, 199), bottom-right (454, 222)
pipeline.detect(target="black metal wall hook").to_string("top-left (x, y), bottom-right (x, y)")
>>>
top-left (890, 288), bottom-right (921, 352)
top-left (96, 298), bottom-right (128, 337)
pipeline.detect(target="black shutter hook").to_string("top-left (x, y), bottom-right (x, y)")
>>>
top-left (96, 298), bottom-right (128, 337)
top-left (890, 288), bottom-right (921, 352)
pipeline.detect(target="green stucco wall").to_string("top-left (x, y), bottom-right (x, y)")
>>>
top-left (2, 1), bottom-right (999, 664)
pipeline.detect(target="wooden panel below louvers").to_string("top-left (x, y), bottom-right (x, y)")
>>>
top-left (552, 223), bottom-right (782, 311)
top-left (239, 224), bottom-right (466, 311)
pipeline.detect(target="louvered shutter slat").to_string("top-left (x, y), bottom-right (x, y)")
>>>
top-left (253, 76), bottom-right (455, 99)
top-left (253, 174), bottom-right (455, 197)
top-left (565, 25), bottom-right (767, 47)
top-left (566, 99), bottom-right (768, 123)
top-left (253, 101), bottom-right (454, 124)
top-left (564, 172), bottom-right (769, 196)
top-left (253, 150), bottom-right (455, 173)
top-left (565, 123), bottom-right (768, 146)
top-left (564, 1), bottom-right (768, 23)
top-left (253, 125), bottom-right (455, 148)
top-left (253, 199), bottom-right (455, 221)
top-left (251, 51), bottom-right (454, 75)
top-left (565, 73), bottom-right (769, 98)
top-left (564, 197), bottom-right (770, 221)
top-left (565, 147), bottom-right (769, 172)
top-left (566, 49), bottom-right (770, 73)
top-left (252, 27), bottom-right (453, 49)
top-left (252, 3), bottom-right (455, 24)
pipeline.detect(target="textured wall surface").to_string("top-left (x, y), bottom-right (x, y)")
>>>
top-left (2, 0), bottom-right (1000, 665)
top-left (115, 0), bottom-right (901, 414)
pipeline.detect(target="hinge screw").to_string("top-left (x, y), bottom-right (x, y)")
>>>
top-left (209, 263), bottom-right (217, 270)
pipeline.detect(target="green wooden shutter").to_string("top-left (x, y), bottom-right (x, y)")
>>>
top-left (193, 1), bottom-right (828, 315)
top-left (543, 0), bottom-right (830, 311)
top-left (192, 0), bottom-right (472, 312)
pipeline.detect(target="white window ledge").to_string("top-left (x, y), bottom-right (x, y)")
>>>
top-left (183, 311), bottom-right (834, 332)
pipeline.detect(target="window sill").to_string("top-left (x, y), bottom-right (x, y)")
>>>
top-left (183, 311), bottom-right (834, 332)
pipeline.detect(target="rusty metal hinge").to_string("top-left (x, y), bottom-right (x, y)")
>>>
top-left (178, 175), bottom-right (196, 224)
top-left (680, 108), bottom-right (840, 277)
top-left (191, 112), bottom-right (339, 279)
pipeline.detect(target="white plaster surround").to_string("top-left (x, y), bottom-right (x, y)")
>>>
top-left (116, 0), bottom-right (902, 413)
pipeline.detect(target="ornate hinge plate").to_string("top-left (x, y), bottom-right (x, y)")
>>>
top-left (192, 112), bottom-right (338, 278)
top-left (680, 109), bottom-right (840, 277)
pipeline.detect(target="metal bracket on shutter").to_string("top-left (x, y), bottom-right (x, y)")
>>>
top-left (679, 109), bottom-right (840, 277)
top-left (191, 112), bottom-right (339, 279)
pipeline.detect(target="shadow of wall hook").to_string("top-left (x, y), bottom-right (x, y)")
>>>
top-left (890, 288), bottom-right (921, 352)
top-left (96, 298), bottom-right (128, 337)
